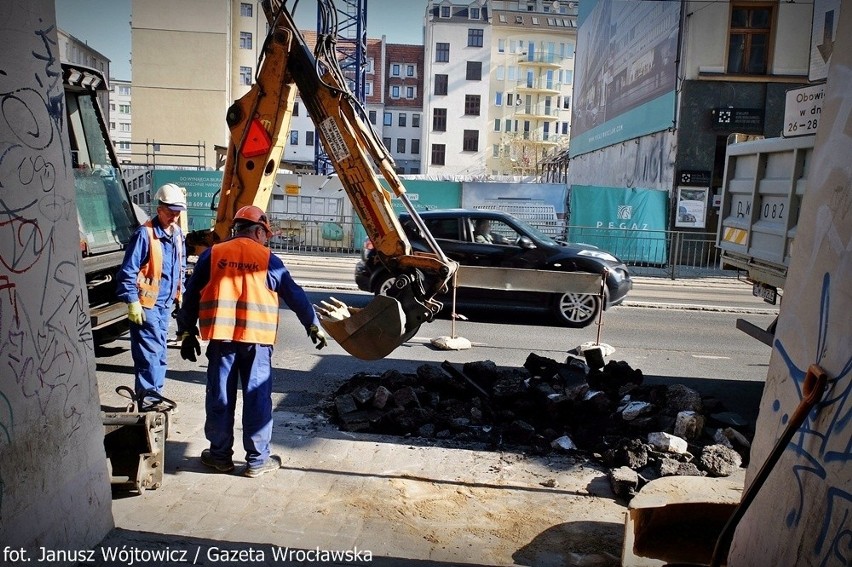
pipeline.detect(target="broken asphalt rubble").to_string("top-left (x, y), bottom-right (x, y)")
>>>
top-left (326, 353), bottom-right (751, 501)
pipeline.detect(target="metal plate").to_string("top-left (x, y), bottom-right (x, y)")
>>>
top-left (752, 282), bottom-right (777, 304)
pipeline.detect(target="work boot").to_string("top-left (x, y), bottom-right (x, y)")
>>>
top-left (242, 455), bottom-right (282, 478)
top-left (200, 449), bottom-right (235, 473)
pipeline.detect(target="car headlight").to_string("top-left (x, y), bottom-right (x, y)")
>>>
top-left (577, 249), bottom-right (618, 263)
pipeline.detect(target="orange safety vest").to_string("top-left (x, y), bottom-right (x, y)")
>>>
top-left (198, 238), bottom-right (279, 344)
top-left (136, 220), bottom-right (183, 308)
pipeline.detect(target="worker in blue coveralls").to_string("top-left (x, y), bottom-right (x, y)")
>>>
top-left (176, 205), bottom-right (327, 478)
top-left (116, 183), bottom-right (187, 409)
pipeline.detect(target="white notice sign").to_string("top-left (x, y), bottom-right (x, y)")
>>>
top-left (783, 84), bottom-right (824, 138)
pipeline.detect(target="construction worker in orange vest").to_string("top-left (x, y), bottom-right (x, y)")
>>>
top-left (177, 205), bottom-right (327, 478)
top-left (116, 183), bottom-right (187, 409)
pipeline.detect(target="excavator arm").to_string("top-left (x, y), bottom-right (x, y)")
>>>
top-left (190, 0), bottom-right (456, 359)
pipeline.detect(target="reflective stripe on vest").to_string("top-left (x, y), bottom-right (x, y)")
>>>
top-left (135, 221), bottom-right (183, 308)
top-left (199, 239), bottom-right (278, 344)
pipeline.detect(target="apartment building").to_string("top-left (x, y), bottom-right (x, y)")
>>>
top-left (422, 0), bottom-right (577, 177)
top-left (108, 78), bottom-right (133, 163)
top-left (383, 44), bottom-right (425, 175)
top-left (131, 0), bottom-right (261, 168)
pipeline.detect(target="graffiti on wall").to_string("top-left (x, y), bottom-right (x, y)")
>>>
top-left (567, 131), bottom-right (676, 192)
top-left (772, 273), bottom-right (851, 564)
top-left (0, 11), bottom-right (94, 511)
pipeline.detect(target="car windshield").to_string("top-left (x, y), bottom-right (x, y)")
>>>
top-left (507, 214), bottom-right (557, 244)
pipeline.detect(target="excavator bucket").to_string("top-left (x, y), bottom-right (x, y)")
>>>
top-left (316, 296), bottom-right (418, 360)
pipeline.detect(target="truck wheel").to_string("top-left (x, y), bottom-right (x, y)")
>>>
top-left (552, 292), bottom-right (600, 327)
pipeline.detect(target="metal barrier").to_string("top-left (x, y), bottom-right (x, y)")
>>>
top-left (567, 226), bottom-right (730, 279)
top-left (265, 214), bottom-right (731, 279)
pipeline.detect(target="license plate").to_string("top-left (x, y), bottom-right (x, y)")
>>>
top-left (753, 282), bottom-right (777, 305)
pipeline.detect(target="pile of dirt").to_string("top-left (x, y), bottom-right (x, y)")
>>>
top-left (326, 353), bottom-right (752, 498)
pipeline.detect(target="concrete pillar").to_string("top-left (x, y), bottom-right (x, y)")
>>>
top-left (0, 0), bottom-right (114, 551)
top-left (728, 5), bottom-right (852, 566)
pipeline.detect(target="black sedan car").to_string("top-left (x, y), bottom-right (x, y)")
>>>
top-left (355, 209), bottom-right (633, 327)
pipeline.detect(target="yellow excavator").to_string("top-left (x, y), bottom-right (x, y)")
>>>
top-left (186, 0), bottom-right (456, 360)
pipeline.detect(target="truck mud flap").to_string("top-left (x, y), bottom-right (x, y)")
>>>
top-left (318, 295), bottom-right (414, 360)
top-left (102, 411), bottom-right (167, 493)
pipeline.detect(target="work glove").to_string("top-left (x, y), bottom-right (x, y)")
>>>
top-left (127, 301), bottom-right (145, 325)
top-left (308, 324), bottom-right (328, 350)
top-left (180, 328), bottom-right (201, 362)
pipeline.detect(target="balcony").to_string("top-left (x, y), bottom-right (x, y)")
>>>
top-left (514, 104), bottom-right (562, 121)
top-left (517, 52), bottom-right (563, 69)
top-left (515, 78), bottom-right (562, 95)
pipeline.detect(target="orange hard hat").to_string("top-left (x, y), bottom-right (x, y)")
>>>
top-left (233, 205), bottom-right (272, 234)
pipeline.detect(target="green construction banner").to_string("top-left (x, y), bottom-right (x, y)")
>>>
top-left (568, 185), bottom-right (668, 264)
top-left (151, 170), bottom-right (223, 232)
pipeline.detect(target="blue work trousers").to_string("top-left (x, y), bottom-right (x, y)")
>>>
top-left (130, 304), bottom-right (170, 401)
top-left (204, 340), bottom-right (273, 468)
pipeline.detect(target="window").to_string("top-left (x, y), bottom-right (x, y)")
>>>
top-left (366, 58), bottom-right (375, 74)
top-left (506, 93), bottom-right (513, 106)
top-left (561, 122), bottom-right (569, 135)
top-left (470, 7), bottom-right (480, 20)
top-left (463, 130), bottom-right (478, 152)
top-left (431, 144), bottom-right (446, 166)
top-left (433, 108), bottom-right (447, 132)
top-left (240, 32), bottom-right (252, 50)
top-left (109, 121), bottom-right (115, 129)
top-left (399, 113), bottom-right (407, 127)
top-left (110, 103), bottom-right (115, 111)
top-left (493, 144), bottom-right (500, 157)
top-left (412, 114), bottom-right (420, 128)
top-left (293, 101), bottom-right (299, 116)
top-left (397, 139), bottom-right (406, 153)
top-left (369, 110), bottom-right (377, 125)
top-left (494, 119), bottom-right (501, 131)
top-left (119, 85), bottom-right (131, 96)
top-left (120, 123), bottom-right (131, 132)
top-left (436, 42), bottom-right (450, 62)
top-left (467, 29), bottom-right (484, 47)
top-left (240, 2), bottom-right (252, 17)
top-left (391, 85), bottom-right (401, 98)
top-left (365, 81), bottom-right (373, 96)
top-left (411, 139), bottom-right (420, 154)
top-left (382, 137), bottom-right (392, 148)
top-left (118, 104), bottom-right (130, 114)
top-left (306, 131), bottom-right (315, 146)
top-left (289, 131), bottom-right (298, 145)
top-left (383, 112), bottom-right (392, 126)
top-left (434, 74), bottom-right (448, 95)
top-left (240, 66), bottom-right (252, 85)
top-left (466, 61), bottom-right (482, 80)
top-left (728, 5), bottom-right (772, 74)
top-left (465, 95), bottom-right (480, 116)
top-left (391, 63), bottom-right (401, 76)
top-left (406, 64), bottom-right (416, 77)
top-left (496, 65), bottom-right (505, 81)
top-left (440, 5), bottom-right (451, 18)
top-left (562, 95), bottom-right (571, 110)
top-left (498, 39), bottom-right (505, 53)
top-left (406, 86), bottom-right (415, 98)
top-left (495, 92), bottom-right (503, 106)
top-left (504, 118), bottom-right (512, 132)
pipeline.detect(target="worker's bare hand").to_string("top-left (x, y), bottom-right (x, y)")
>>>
top-left (314, 297), bottom-right (352, 321)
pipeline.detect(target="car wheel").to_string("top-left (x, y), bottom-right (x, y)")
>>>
top-left (552, 292), bottom-right (601, 327)
top-left (373, 273), bottom-right (398, 295)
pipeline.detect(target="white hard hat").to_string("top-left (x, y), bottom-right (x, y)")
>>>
top-left (155, 183), bottom-right (187, 211)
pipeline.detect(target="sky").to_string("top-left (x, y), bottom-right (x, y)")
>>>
top-left (55, 0), bottom-right (427, 81)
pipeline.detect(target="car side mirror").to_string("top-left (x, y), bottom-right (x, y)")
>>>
top-left (518, 236), bottom-right (535, 249)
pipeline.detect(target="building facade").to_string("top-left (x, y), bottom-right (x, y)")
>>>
top-left (567, 0), bottom-right (818, 234)
top-left (57, 28), bottom-right (112, 122)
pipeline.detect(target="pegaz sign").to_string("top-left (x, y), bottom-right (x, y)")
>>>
top-left (568, 186), bottom-right (668, 264)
